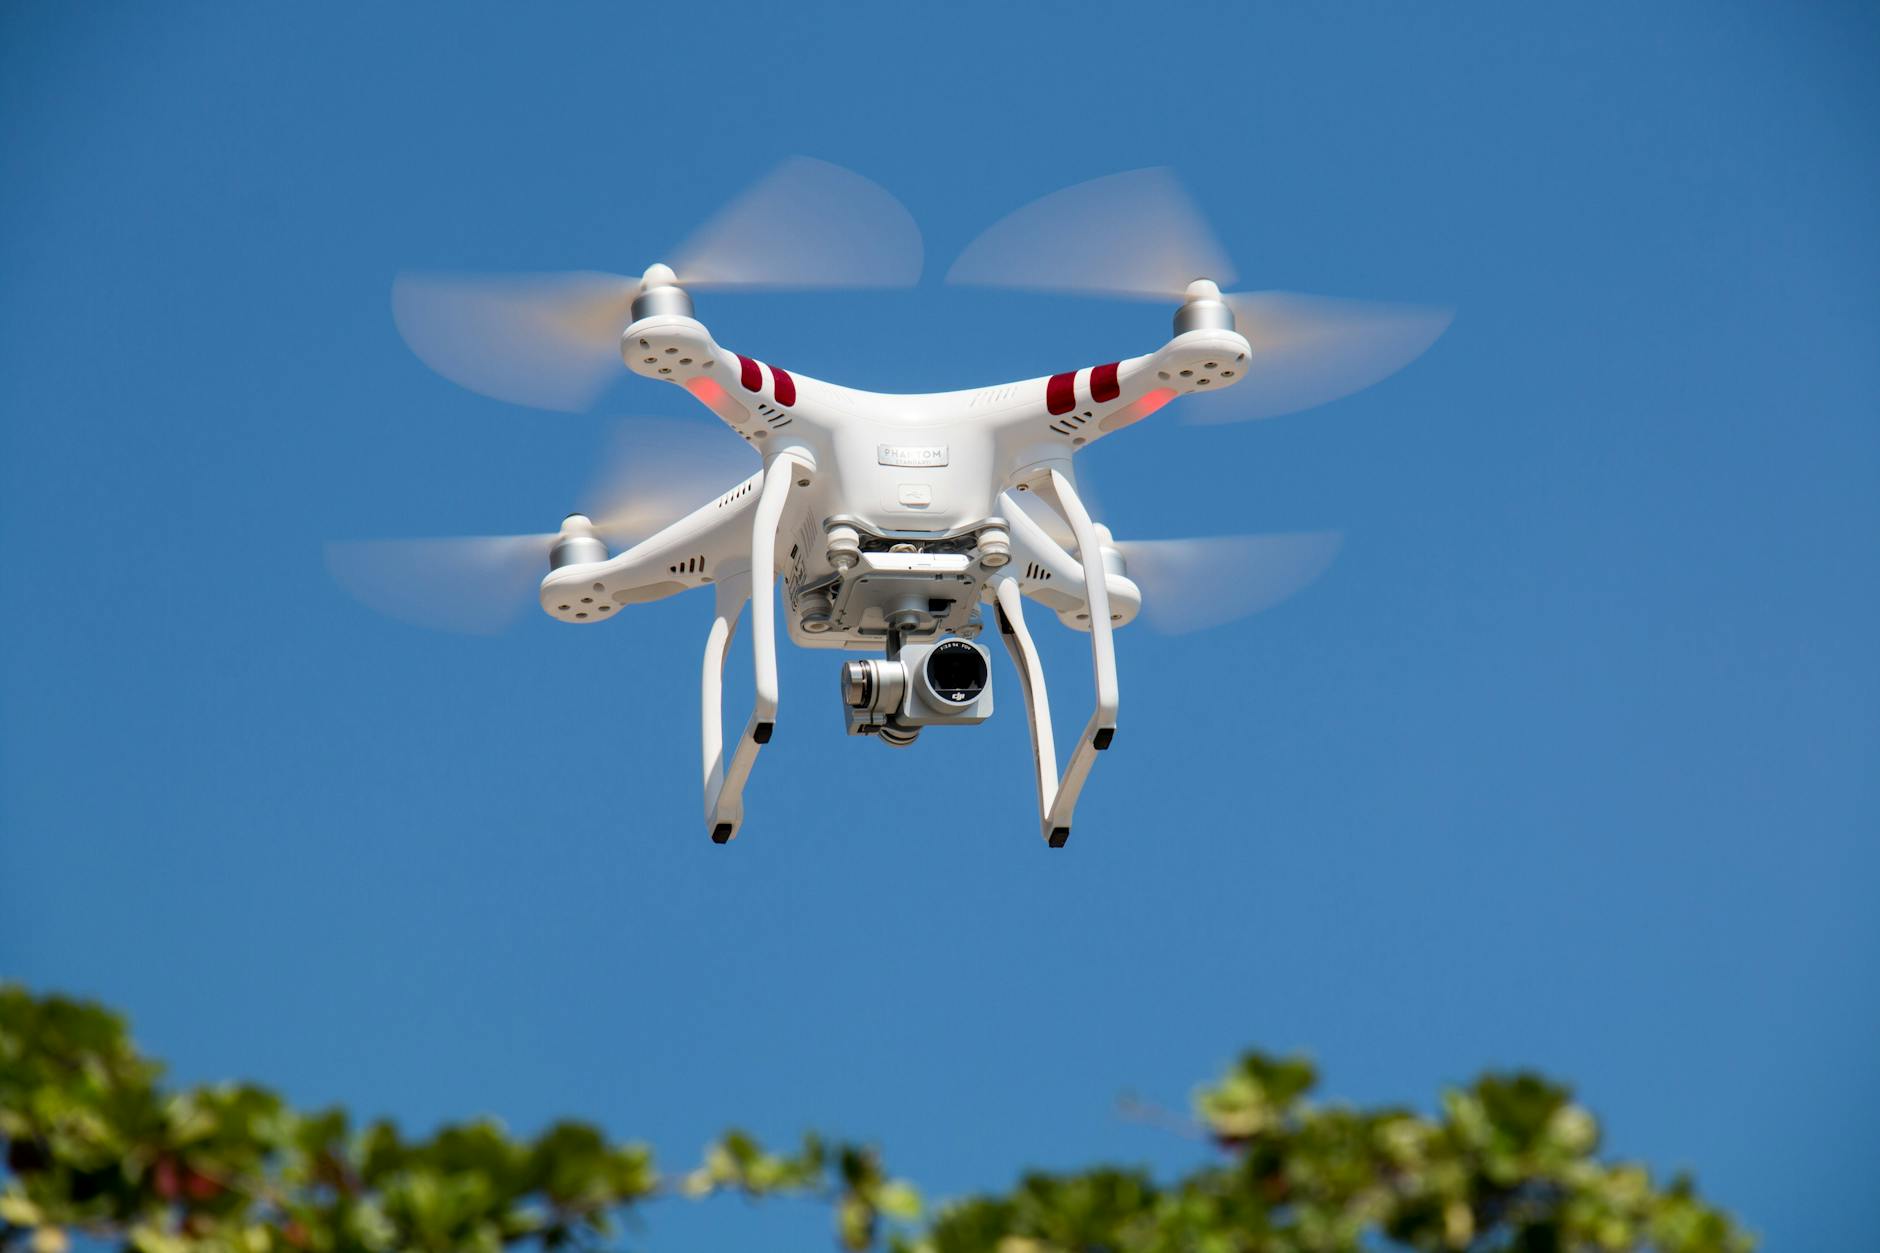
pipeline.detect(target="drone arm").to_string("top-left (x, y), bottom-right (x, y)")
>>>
top-left (624, 313), bottom-right (802, 447)
top-left (990, 326), bottom-right (1253, 470)
top-left (701, 454), bottom-right (803, 842)
top-left (541, 470), bottom-right (764, 621)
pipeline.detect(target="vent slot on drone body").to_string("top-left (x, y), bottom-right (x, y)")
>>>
top-left (754, 402), bottom-right (792, 429)
top-left (718, 480), bottom-right (758, 509)
top-left (1048, 409), bottom-right (1095, 437)
top-left (1024, 562), bottom-right (1053, 582)
top-left (668, 555), bottom-right (707, 575)
top-left (790, 517), bottom-right (820, 576)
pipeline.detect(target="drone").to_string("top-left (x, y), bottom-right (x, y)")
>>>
top-left (332, 161), bottom-right (1450, 845)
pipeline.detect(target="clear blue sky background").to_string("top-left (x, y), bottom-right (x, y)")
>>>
top-left (3, 4), bottom-right (1875, 1249)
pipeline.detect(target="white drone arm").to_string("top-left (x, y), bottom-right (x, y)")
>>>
top-left (992, 325), bottom-right (1253, 469)
top-left (540, 470), bottom-right (766, 622)
top-left (622, 302), bottom-right (803, 454)
top-left (999, 486), bottom-right (1143, 631)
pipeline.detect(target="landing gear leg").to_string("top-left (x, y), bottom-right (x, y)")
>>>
top-left (700, 458), bottom-right (797, 842)
top-left (994, 470), bottom-right (1119, 846)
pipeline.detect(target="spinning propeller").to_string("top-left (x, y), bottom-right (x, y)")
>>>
top-left (325, 421), bottom-right (757, 634)
top-left (947, 167), bottom-right (1452, 422)
top-left (1007, 483), bottom-right (1342, 635)
top-left (392, 157), bottom-right (923, 412)
top-left (1117, 533), bottom-right (1344, 634)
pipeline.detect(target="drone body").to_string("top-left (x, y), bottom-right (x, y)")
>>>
top-left (538, 272), bottom-right (1252, 843)
top-left (341, 162), bottom-right (1449, 846)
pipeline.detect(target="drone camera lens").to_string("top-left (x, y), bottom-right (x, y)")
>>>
top-left (923, 639), bottom-right (988, 704)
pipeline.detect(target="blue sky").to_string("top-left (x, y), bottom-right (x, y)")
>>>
top-left (2, 3), bottom-right (1875, 1249)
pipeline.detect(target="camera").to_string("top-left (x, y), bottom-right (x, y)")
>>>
top-left (841, 636), bottom-right (994, 746)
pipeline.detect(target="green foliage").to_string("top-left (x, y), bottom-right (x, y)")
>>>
top-left (913, 1053), bottom-right (1750, 1253)
top-left (0, 987), bottom-right (1749, 1253)
top-left (0, 987), bottom-right (906, 1253)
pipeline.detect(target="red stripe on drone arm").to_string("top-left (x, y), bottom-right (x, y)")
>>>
top-left (737, 355), bottom-right (763, 392)
top-left (1090, 362), bottom-right (1121, 403)
top-left (771, 365), bottom-right (796, 407)
top-left (1045, 371), bottom-right (1077, 416)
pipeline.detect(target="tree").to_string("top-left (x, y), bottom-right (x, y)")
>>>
top-left (0, 985), bottom-right (1749, 1253)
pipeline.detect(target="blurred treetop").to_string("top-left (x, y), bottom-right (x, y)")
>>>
top-left (0, 985), bottom-right (1749, 1252)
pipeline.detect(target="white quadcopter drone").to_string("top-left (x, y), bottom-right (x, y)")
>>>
top-left (332, 160), bottom-right (1450, 846)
